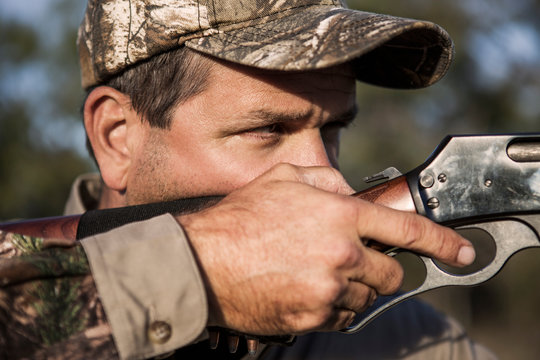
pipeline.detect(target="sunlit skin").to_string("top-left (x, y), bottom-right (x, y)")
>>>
top-left (125, 61), bottom-right (358, 204)
top-left (84, 57), bottom-right (475, 335)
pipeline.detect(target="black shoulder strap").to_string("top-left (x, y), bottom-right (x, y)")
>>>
top-left (76, 196), bottom-right (223, 239)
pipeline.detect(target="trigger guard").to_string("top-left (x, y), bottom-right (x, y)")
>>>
top-left (341, 219), bottom-right (540, 334)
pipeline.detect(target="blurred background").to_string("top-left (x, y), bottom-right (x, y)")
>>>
top-left (0, 0), bottom-right (539, 358)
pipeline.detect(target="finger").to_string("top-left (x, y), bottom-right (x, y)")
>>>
top-left (296, 166), bottom-right (355, 195)
top-left (335, 281), bottom-right (378, 314)
top-left (345, 247), bottom-right (404, 295)
top-left (316, 309), bottom-right (358, 332)
top-left (356, 201), bottom-right (475, 267)
top-left (263, 163), bottom-right (355, 195)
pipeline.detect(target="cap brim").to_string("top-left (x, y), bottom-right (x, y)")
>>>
top-left (185, 7), bottom-right (453, 89)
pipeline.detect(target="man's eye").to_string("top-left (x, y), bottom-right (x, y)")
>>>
top-left (254, 123), bottom-right (281, 134)
top-left (240, 123), bottom-right (285, 143)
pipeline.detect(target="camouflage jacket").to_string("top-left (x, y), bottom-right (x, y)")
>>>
top-left (0, 229), bottom-right (260, 360)
top-left (0, 230), bottom-right (118, 359)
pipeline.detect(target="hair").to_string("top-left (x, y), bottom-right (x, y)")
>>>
top-left (84, 46), bottom-right (214, 162)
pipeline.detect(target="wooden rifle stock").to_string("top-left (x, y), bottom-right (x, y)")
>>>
top-left (0, 214), bottom-right (81, 240)
top-left (353, 175), bottom-right (416, 213)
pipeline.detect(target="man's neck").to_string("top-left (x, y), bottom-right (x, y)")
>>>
top-left (98, 185), bottom-right (126, 210)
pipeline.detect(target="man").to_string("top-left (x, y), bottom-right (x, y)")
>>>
top-left (0, 0), bottom-right (494, 359)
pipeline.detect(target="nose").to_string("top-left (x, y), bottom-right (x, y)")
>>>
top-left (281, 130), bottom-right (335, 168)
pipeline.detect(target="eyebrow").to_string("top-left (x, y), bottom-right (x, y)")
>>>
top-left (251, 107), bottom-right (315, 124)
top-left (220, 104), bottom-right (358, 136)
top-left (328, 105), bottom-right (358, 126)
top-left (219, 108), bottom-right (311, 135)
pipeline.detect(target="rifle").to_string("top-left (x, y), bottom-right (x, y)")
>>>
top-left (1, 133), bottom-right (539, 348)
top-left (343, 133), bottom-right (540, 332)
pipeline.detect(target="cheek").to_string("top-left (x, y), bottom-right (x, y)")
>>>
top-left (126, 142), bottom-right (175, 204)
top-left (177, 149), bottom-right (271, 193)
top-left (126, 124), bottom-right (290, 201)
top-left (127, 143), bottom-right (268, 202)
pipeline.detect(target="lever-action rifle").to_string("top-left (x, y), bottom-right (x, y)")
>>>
top-left (344, 133), bottom-right (540, 332)
top-left (1, 133), bottom-right (540, 349)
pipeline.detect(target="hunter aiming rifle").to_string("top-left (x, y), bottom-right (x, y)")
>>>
top-left (1, 133), bottom-right (540, 351)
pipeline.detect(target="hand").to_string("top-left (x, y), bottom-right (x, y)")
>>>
top-left (178, 163), bottom-right (474, 335)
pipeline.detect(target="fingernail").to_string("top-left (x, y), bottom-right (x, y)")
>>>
top-left (458, 245), bottom-right (476, 265)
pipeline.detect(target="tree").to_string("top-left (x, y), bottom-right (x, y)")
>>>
top-left (0, 0), bottom-right (93, 220)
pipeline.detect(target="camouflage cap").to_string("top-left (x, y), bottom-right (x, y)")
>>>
top-left (78, 0), bottom-right (454, 89)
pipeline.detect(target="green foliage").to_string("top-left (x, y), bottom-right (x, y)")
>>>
top-left (0, 101), bottom-right (92, 219)
top-left (11, 233), bottom-right (43, 253)
top-left (0, 0), bottom-right (93, 221)
top-left (10, 232), bottom-right (90, 345)
top-left (13, 233), bottom-right (90, 276)
top-left (32, 278), bottom-right (87, 346)
top-left (0, 20), bottom-right (39, 61)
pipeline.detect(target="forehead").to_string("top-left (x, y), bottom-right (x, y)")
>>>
top-left (207, 58), bottom-right (356, 95)
top-left (189, 59), bottom-right (357, 121)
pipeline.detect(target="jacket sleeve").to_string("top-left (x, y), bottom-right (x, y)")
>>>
top-left (0, 213), bottom-right (209, 360)
top-left (81, 213), bottom-right (208, 359)
top-left (0, 226), bottom-right (117, 358)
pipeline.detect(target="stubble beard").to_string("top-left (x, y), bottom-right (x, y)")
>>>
top-left (126, 133), bottom-right (180, 206)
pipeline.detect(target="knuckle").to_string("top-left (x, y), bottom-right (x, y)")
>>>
top-left (341, 197), bottom-right (359, 219)
top-left (314, 276), bottom-right (346, 306)
top-left (342, 310), bottom-right (357, 329)
top-left (353, 287), bottom-right (377, 314)
top-left (323, 196), bottom-right (357, 224)
top-left (309, 308), bottom-right (334, 329)
top-left (329, 241), bottom-right (361, 268)
top-left (368, 289), bottom-right (378, 307)
top-left (400, 215), bottom-right (426, 248)
top-left (285, 307), bottom-right (333, 332)
top-left (435, 232), bottom-right (451, 257)
top-left (440, 227), bottom-right (461, 254)
top-left (269, 162), bottom-right (298, 179)
top-left (280, 313), bottom-right (303, 333)
top-left (382, 261), bottom-right (404, 294)
top-left (363, 289), bottom-right (378, 311)
top-left (327, 167), bottom-right (347, 187)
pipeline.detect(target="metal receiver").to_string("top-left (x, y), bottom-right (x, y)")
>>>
top-left (342, 134), bottom-right (540, 334)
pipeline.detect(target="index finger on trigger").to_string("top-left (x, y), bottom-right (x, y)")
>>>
top-left (355, 201), bottom-right (476, 267)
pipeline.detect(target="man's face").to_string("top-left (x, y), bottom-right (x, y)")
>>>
top-left (126, 60), bottom-right (357, 204)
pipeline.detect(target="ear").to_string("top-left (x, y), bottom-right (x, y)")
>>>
top-left (84, 86), bottom-right (135, 192)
